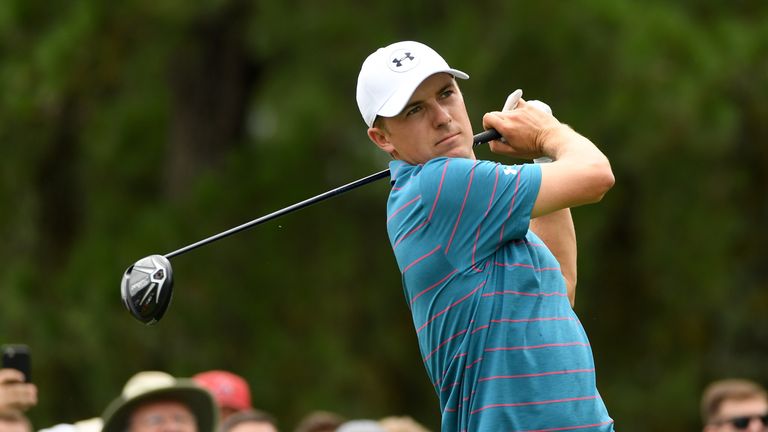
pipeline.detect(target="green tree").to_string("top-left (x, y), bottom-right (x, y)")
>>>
top-left (1, 1), bottom-right (766, 430)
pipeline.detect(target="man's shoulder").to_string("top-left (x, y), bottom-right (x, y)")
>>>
top-left (392, 157), bottom-right (536, 193)
top-left (418, 157), bottom-right (497, 179)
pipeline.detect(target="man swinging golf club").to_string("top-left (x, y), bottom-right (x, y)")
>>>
top-left (357, 40), bottom-right (615, 431)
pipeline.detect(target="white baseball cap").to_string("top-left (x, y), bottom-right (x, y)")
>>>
top-left (356, 41), bottom-right (469, 127)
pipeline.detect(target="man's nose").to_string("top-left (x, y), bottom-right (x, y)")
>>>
top-left (159, 419), bottom-right (194, 432)
top-left (747, 418), bottom-right (767, 432)
top-left (431, 103), bottom-right (452, 127)
top-left (160, 424), bottom-right (188, 432)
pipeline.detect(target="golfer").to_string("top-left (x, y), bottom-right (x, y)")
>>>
top-left (357, 41), bottom-right (615, 431)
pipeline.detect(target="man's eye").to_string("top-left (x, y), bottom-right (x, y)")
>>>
top-left (406, 106), bottom-right (422, 116)
top-left (440, 89), bottom-right (454, 98)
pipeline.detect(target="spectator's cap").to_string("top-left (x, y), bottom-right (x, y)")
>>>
top-left (73, 418), bottom-right (103, 432)
top-left (379, 416), bottom-right (431, 432)
top-left (356, 41), bottom-right (469, 127)
top-left (337, 420), bottom-right (387, 432)
top-left (192, 370), bottom-right (252, 411)
top-left (102, 371), bottom-right (217, 432)
top-left (39, 418), bottom-right (103, 432)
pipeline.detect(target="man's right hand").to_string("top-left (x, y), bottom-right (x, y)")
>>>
top-left (482, 98), bottom-right (562, 160)
top-left (484, 98), bottom-right (614, 218)
top-left (0, 369), bottom-right (37, 413)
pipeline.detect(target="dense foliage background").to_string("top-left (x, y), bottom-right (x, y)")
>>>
top-left (2, 0), bottom-right (767, 430)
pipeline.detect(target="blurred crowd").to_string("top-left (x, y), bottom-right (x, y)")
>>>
top-left (0, 366), bottom-right (434, 432)
top-left (3, 362), bottom-right (768, 431)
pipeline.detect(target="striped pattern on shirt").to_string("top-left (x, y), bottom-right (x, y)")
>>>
top-left (386, 157), bottom-right (613, 432)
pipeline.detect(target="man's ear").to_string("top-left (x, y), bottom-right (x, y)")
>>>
top-left (367, 127), bottom-right (395, 154)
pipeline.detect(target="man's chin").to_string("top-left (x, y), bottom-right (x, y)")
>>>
top-left (438, 145), bottom-right (475, 160)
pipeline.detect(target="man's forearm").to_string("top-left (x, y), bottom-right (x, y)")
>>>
top-left (531, 125), bottom-right (614, 218)
top-left (531, 208), bottom-right (577, 307)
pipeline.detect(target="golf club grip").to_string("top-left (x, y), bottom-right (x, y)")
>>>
top-left (473, 128), bottom-right (501, 146)
top-left (164, 128), bottom-right (502, 259)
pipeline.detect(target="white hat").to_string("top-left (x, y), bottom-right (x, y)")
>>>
top-left (39, 418), bottom-right (104, 432)
top-left (101, 371), bottom-right (217, 432)
top-left (337, 420), bottom-right (387, 432)
top-left (72, 418), bottom-right (103, 432)
top-left (356, 41), bottom-right (469, 127)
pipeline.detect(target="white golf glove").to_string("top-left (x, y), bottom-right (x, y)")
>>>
top-left (501, 90), bottom-right (554, 163)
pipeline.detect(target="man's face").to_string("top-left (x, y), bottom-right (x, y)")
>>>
top-left (368, 73), bottom-right (474, 164)
top-left (707, 397), bottom-right (768, 432)
top-left (0, 418), bottom-right (31, 432)
top-left (129, 401), bottom-right (197, 432)
top-left (228, 421), bottom-right (278, 432)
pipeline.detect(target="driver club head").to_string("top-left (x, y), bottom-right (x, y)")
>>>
top-left (121, 254), bottom-right (174, 325)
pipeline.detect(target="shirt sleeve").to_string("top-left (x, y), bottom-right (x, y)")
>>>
top-left (417, 157), bottom-right (541, 270)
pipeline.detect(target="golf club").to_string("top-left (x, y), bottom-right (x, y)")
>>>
top-left (121, 92), bottom-right (524, 325)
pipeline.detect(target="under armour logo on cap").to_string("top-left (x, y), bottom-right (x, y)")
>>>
top-left (389, 50), bottom-right (417, 71)
top-left (356, 41), bottom-right (470, 127)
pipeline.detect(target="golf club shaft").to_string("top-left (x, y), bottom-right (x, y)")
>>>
top-left (164, 128), bottom-right (502, 259)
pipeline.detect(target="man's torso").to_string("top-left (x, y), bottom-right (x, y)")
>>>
top-left (386, 157), bottom-right (613, 431)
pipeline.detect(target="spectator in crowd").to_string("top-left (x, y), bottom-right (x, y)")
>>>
top-left (378, 416), bottom-right (430, 432)
top-left (0, 411), bottom-right (31, 432)
top-left (219, 409), bottom-right (278, 432)
top-left (0, 369), bottom-right (36, 415)
top-left (38, 417), bottom-right (102, 432)
top-left (102, 371), bottom-right (218, 432)
top-left (0, 368), bottom-right (35, 432)
top-left (293, 410), bottom-right (345, 432)
top-left (336, 420), bottom-right (385, 432)
top-left (701, 378), bottom-right (768, 432)
top-left (193, 371), bottom-right (252, 421)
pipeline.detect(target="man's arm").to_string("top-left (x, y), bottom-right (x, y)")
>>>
top-left (530, 209), bottom-right (577, 306)
top-left (483, 98), bottom-right (613, 306)
top-left (530, 125), bottom-right (609, 304)
top-left (531, 126), bottom-right (614, 217)
top-left (482, 98), bottom-right (614, 217)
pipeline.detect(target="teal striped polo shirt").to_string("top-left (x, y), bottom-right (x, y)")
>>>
top-left (386, 157), bottom-right (614, 432)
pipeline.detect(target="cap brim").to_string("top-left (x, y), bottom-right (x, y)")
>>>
top-left (102, 384), bottom-right (217, 432)
top-left (377, 69), bottom-right (469, 119)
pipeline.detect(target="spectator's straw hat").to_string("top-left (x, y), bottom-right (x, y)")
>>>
top-left (101, 371), bottom-right (217, 432)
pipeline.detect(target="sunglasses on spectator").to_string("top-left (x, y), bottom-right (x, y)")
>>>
top-left (716, 414), bottom-right (768, 430)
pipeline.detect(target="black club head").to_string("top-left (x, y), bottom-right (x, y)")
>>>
top-left (121, 254), bottom-right (174, 325)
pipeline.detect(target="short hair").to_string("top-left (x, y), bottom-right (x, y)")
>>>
top-left (219, 409), bottom-right (277, 432)
top-left (294, 411), bottom-right (345, 432)
top-left (372, 116), bottom-right (388, 132)
top-left (700, 378), bottom-right (768, 423)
